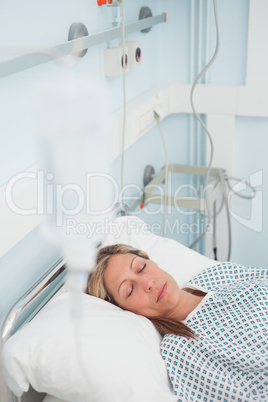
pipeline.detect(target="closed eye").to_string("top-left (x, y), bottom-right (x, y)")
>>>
top-left (127, 263), bottom-right (146, 297)
top-left (127, 285), bottom-right (133, 298)
top-left (139, 263), bottom-right (146, 273)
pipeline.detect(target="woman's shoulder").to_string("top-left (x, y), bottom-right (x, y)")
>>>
top-left (187, 262), bottom-right (268, 291)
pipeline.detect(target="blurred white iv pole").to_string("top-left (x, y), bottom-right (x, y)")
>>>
top-left (35, 61), bottom-right (114, 291)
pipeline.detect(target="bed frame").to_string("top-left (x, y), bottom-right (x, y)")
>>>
top-left (0, 258), bottom-right (67, 402)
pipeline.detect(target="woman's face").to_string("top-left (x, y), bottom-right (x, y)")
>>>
top-left (104, 253), bottom-right (182, 319)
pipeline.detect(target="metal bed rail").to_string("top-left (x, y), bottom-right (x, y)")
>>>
top-left (0, 258), bottom-right (67, 402)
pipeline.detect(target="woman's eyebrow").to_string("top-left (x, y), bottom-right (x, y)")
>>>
top-left (118, 256), bottom-right (137, 295)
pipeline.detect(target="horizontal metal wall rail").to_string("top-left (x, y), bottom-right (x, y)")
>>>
top-left (0, 13), bottom-right (166, 79)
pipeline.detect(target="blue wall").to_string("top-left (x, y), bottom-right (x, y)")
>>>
top-left (207, 0), bottom-right (249, 85)
top-left (232, 117), bottom-right (268, 268)
top-left (0, 0), bottom-right (194, 326)
top-left (206, 0), bottom-right (268, 269)
top-left (1, 0), bottom-right (266, 328)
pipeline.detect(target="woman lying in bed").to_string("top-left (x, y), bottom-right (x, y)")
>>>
top-left (87, 243), bottom-right (268, 401)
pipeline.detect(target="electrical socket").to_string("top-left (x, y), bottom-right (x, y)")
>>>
top-left (126, 41), bottom-right (141, 69)
top-left (104, 45), bottom-right (129, 77)
top-left (139, 109), bottom-right (155, 133)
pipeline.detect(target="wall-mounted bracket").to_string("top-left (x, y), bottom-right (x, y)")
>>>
top-left (139, 7), bottom-right (153, 33)
top-left (68, 22), bottom-right (89, 58)
top-left (143, 164), bottom-right (225, 211)
top-left (143, 165), bottom-right (155, 187)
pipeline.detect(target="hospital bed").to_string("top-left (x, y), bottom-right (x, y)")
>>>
top-left (1, 216), bottom-right (215, 402)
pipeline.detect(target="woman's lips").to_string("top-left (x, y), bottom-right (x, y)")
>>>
top-left (157, 283), bottom-right (167, 303)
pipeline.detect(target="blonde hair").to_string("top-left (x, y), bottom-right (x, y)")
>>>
top-left (87, 244), bottom-right (196, 340)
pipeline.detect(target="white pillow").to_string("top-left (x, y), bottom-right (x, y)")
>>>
top-left (2, 216), bottom-right (214, 402)
top-left (103, 216), bottom-right (215, 287)
top-left (3, 293), bottom-right (176, 402)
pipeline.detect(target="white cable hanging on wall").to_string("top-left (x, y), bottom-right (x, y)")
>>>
top-left (188, 0), bottom-right (220, 253)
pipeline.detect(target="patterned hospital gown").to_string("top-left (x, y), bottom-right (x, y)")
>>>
top-left (160, 262), bottom-right (268, 401)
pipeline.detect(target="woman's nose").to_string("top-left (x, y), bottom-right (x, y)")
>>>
top-left (139, 277), bottom-right (154, 292)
